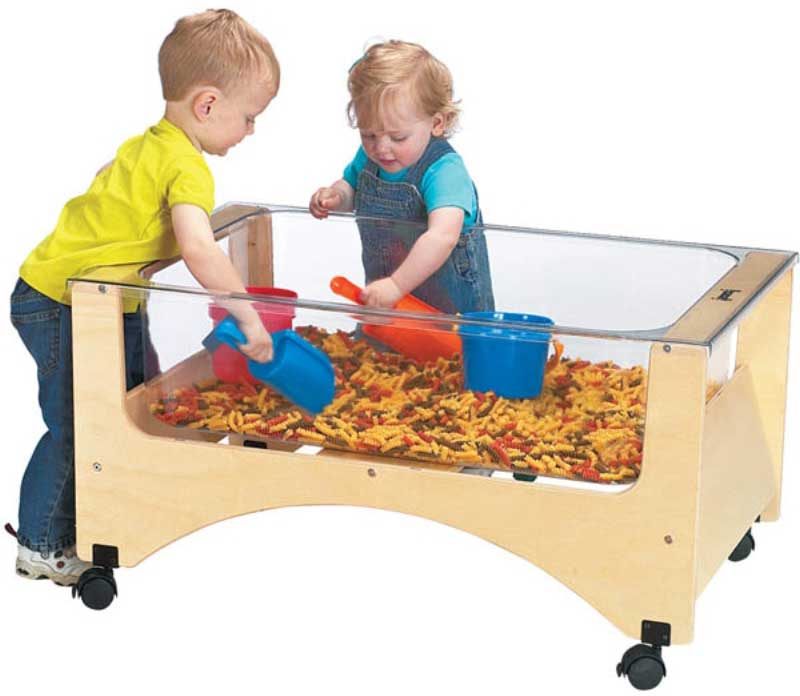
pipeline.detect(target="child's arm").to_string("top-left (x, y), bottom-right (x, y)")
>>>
top-left (361, 207), bottom-right (464, 308)
top-left (309, 179), bottom-right (355, 219)
top-left (172, 203), bottom-right (273, 362)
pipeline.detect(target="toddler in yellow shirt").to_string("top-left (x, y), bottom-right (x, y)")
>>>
top-left (9, 9), bottom-right (278, 586)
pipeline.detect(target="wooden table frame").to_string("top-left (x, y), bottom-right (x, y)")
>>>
top-left (72, 207), bottom-right (794, 645)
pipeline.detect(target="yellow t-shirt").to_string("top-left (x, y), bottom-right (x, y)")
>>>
top-left (20, 118), bottom-right (214, 304)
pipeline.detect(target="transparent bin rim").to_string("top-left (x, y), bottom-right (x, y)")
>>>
top-left (61, 278), bottom-right (755, 350)
top-left (67, 202), bottom-right (799, 348)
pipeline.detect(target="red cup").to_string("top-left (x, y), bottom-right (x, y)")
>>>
top-left (208, 286), bottom-right (298, 384)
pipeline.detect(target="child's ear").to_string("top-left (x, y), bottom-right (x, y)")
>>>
top-left (431, 112), bottom-right (446, 137)
top-left (192, 90), bottom-right (219, 122)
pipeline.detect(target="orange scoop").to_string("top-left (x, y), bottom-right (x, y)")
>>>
top-left (330, 276), bottom-right (462, 363)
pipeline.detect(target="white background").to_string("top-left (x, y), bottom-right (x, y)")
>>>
top-left (1, 1), bottom-right (798, 694)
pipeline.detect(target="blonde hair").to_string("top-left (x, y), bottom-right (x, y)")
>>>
top-left (347, 40), bottom-right (460, 136)
top-left (159, 8), bottom-right (280, 101)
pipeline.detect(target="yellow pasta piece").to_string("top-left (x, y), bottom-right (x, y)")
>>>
top-left (296, 428), bottom-right (327, 444)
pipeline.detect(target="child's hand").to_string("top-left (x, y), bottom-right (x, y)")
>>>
top-left (309, 187), bottom-right (343, 219)
top-left (238, 316), bottom-right (273, 363)
top-left (361, 277), bottom-right (405, 309)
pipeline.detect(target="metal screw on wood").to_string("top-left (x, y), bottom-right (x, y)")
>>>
top-left (664, 535), bottom-right (673, 544)
top-left (98, 285), bottom-right (107, 294)
top-left (93, 462), bottom-right (103, 472)
top-left (367, 468), bottom-right (376, 478)
top-left (663, 344), bottom-right (671, 353)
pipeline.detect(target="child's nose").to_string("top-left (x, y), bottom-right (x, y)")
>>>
top-left (376, 137), bottom-right (391, 154)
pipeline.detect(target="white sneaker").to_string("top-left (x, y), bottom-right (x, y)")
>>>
top-left (16, 544), bottom-right (93, 586)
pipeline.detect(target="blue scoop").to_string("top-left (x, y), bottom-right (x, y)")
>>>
top-left (204, 316), bottom-right (335, 415)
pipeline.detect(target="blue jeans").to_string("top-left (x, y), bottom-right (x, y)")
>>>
top-left (10, 277), bottom-right (156, 553)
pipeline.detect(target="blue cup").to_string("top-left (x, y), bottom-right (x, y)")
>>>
top-left (458, 312), bottom-right (554, 399)
top-left (208, 316), bottom-right (335, 414)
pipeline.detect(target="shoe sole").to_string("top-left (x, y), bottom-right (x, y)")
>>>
top-left (16, 562), bottom-right (80, 587)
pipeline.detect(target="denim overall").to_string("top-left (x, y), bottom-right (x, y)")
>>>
top-left (354, 137), bottom-right (495, 315)
top-left (354, 139), bottom-right (494, 476)
top-left (10, 277), bottom-right (157, 552)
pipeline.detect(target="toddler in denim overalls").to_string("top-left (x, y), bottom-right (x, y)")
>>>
top-left (310, 39), bottom-right (495, 314)
top-left (310, 40), bottom-right (495, 476)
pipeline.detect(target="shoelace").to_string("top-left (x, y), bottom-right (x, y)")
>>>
top-left (4, 523), bottom-right (17, 539)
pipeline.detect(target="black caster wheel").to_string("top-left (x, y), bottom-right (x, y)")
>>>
top-left (72, 567), bottom-right (117, 610)
top-left (513, 472), bottom-right (537, 482)
top-left (617, 644), bottom-right (666, 690)
top-left (728, 528), bottom-right (755, 562)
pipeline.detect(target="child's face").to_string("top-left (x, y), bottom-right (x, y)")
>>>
top-left (358, 91), bottom-right (445, 173)
top-left (198, 77), bottom-right (276, 156)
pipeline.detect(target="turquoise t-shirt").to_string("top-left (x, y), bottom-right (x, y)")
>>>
top-left (343, 146), bottom-right (478, 228)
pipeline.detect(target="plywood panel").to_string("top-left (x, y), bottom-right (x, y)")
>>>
top-left (666, 251), bottom-right (788, 343)
top-left (735, 270), bottom-right (793, 520)
top-left (695, 367), bottom-right (775, 594)
top-left (72, 286), bottom-right (711, 643)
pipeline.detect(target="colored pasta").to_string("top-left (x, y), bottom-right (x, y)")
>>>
top-left (150, 327), bottom-right (647, 484)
